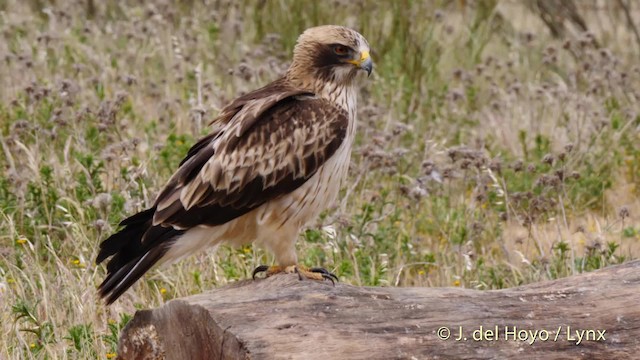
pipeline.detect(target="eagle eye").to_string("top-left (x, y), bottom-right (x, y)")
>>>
top-left (333, 45), bottom-right (348, 56)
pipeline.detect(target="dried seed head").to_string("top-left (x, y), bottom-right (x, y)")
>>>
top-left (524, 32), bottom-right (535, 43)
top-left (124, 75), bottom-right (137, 86)
top-left (237, 63), bottom-right (253, 81)
top-left (564, 143), bottom-right (574, 153)
top-left (580, 31), bottom-right (597, 47)
top-left (619, 206), bottom-right (630, 219)
top-left (92, 193), bottom-right (113, 211)
top-left (544, 46), bottom-right (557, 56)
top-left (489, 158), bottom-right (502, 173)
top-left (558, 152), bottom-right (566, 162)
top-left (409, 185), bottom-right (428, 200)
top-left (484, 56), bottom-right (494, 66)
top-left (12, 119), bottom-right (30, 133)
top-left (442, 167), bottom-right (454, 179)
top-left (422, 161), bottom-right (435, 175)
top-left (509, 82), bottom-right (521, 95)
top-left (471, 222), bottom-right (484, 233)
top-left (94, 219), bottom-right (107, 230)
top-left (473, 157), bottom-right (487, 169)
top-left (444, 25), bottom-right (454, 35)
top-left (542, 153), bottom-right (554, 165)
top-left (392, 122), bottom-right (412, 136)
top-left (527, 164), bottom-right (536, 173)
top-left (599, 48), bottom-right (611, 60)
top-left (115, 92), bottom-right (128, 107)
top-left (449, 88), bottom-right (465, 102)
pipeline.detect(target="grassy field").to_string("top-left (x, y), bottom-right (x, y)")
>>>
top-left (1, 0), bottom-right (639, 358)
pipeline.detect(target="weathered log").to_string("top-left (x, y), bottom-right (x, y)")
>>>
top-left (118, 260), bottom-right (640, 359)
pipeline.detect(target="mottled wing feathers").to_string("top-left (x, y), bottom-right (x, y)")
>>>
top-left (152, 89), bottom-right (349, 229)
top-left (179, 81), bottom-right (305, 166)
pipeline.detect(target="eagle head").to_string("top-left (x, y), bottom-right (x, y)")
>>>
top-left (287, 25), bottom-right (372, 86)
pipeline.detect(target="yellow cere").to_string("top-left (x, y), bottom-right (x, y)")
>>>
top-left (347, 50), bottom-right (370, 65)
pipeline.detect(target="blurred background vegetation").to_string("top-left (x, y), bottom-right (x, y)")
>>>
top-left (0, 0), bottom-right (639, 358)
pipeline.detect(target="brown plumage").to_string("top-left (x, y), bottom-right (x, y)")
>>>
top-left (96, 25), bottom-right (372, 304)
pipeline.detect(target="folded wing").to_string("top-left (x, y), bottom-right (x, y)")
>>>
top-left (153, 92), bottom-right (349, 229)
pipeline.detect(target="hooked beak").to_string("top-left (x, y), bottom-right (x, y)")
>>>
top-left (347, 50), bottom-right (373, 76)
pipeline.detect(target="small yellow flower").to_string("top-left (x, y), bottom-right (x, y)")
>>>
top-left (108, 318), bottom-right (116, 325)
top-left (160, 288), bottom-right (167, 294)
top-left (70, 259), bottom-right (86, 268)
top-left (453, 280), bottom-right (461, 286)
top-left (16, 237), bottom-right (28, 245)
top-left (106, 352), bottom-right (117, 359)
top-left (29, 343), bottom-right (36, 349)
top-left (418, 270), bottom-right (426, 275)
top-left (242, 246), bottom-right (251, 254)
top-left (176, 140), bottom-right (183, 146)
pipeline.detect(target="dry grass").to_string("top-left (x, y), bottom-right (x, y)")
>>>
top-left (1, 0), bottom-right (639, 358)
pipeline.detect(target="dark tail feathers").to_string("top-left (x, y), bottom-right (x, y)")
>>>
top-left (96, 207), bottom-right (183, 304)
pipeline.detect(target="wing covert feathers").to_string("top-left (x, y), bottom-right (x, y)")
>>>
top-left (152, 84), bottom-right (349, 229)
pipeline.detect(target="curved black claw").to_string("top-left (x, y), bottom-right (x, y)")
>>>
top-left (252, 265), bottom-right (270, 279)
top-left (310, 267), bottom-right (339, 285)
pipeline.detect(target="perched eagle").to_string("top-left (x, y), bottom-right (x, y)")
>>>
top-left (96, 25), bottom-right (373, 304)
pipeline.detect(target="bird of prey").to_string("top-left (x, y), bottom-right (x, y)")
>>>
top-left (96, 25), bottom-right (373, 304)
